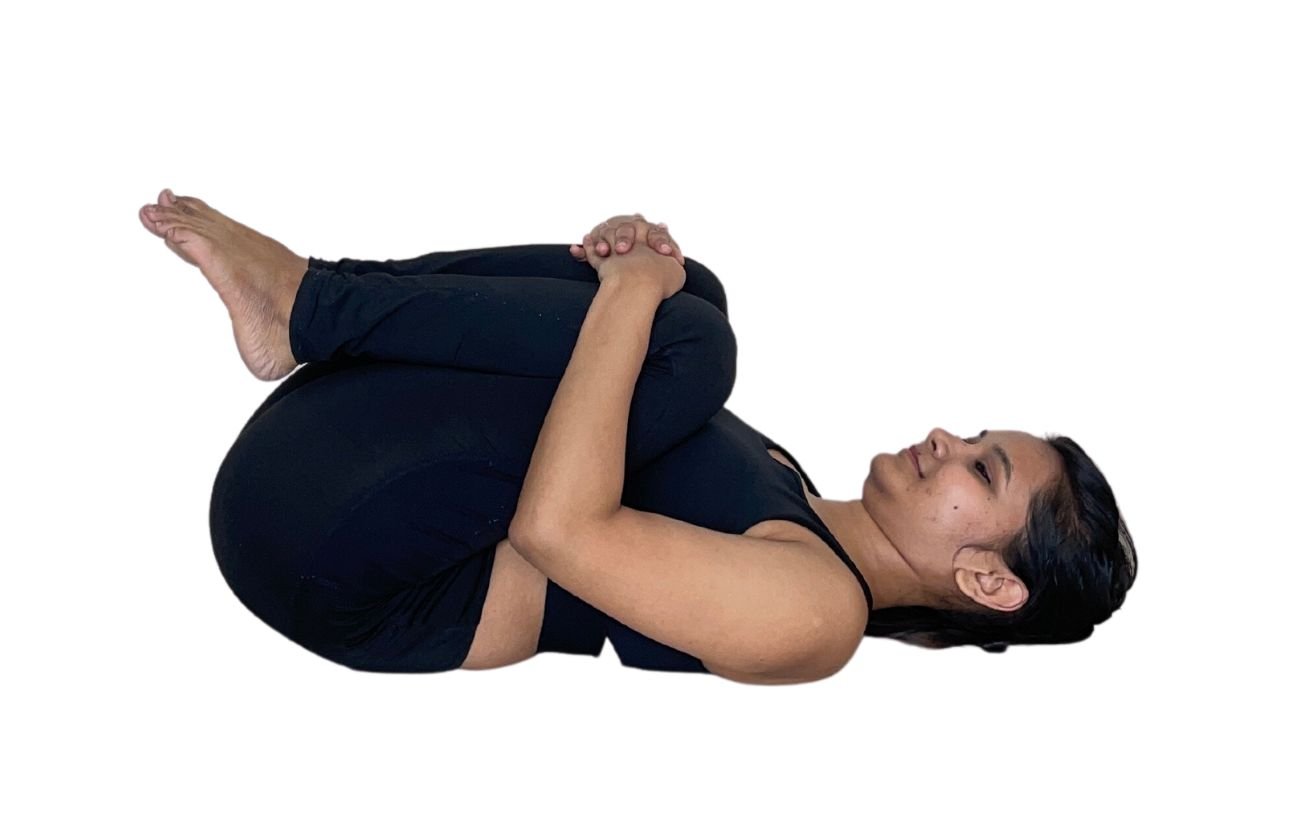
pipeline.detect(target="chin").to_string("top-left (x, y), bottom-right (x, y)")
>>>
top-left (864, 451), bottom-right (894, 486)
top-left (861, 469), bottom-right (878, 502)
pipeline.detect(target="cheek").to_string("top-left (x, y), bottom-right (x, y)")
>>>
top-left (934, 473), bottom-right (992, 507)
top-left (931, 481), bottom-right (996, 528)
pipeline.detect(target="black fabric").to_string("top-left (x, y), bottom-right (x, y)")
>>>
top-left (536, 579), bottom-right (607, 658)
top-left (756, 433), bottom-right (876, 615)
top-left (208, 243), bottom-right (872, 675)
top-left (601, 409), bottom-right (876, 672)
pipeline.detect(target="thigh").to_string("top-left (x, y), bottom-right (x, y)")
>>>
top-left (326, 242), bottom-right (730, 318)
top-left (244, 245), bottom-right (729, 436)
top-left (291, 453), bottom-right (527, 672)
top-left (211, 360), bottom-right (555, 671)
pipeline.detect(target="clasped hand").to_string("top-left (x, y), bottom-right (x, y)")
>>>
top-left (570, 214), bottom-right (686, 301)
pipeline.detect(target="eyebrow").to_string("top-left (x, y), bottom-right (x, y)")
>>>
top-left (978, 430), bottom-right (1014, 491)
top-left (995, 444), bottom-right (1013, 490)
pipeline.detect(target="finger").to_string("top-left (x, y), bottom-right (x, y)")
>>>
top-left (657, 223), bottom-right (685, 265)
top-left (592, 221), bottom-right (611, 256)
top-left (582, 231), bottom-right (600, 263)
top-left (614, 221), bottom-right (637, 253)
top-left (647, 225), bottom-right (669, 253)
top-left (570, 243), bottom-right (587, 260)
top-left (599, 220), bottom-right (623, 256)
top-left (584, 230), bottom-right (608, 258)
top-left (647, 224), bottom-right (681, 262)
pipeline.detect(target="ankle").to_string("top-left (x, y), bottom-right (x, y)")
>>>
top-left (276, 255), bottom-right (311, 325)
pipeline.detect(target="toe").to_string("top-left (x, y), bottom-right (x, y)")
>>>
top-left (140, 205), bottom-right (163, 235)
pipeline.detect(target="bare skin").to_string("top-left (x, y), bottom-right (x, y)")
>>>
top-left (138, 188), bottom-right (309, 381)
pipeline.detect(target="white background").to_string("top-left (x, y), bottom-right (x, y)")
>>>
top-left (4, 0), bottom-right (1295, 813)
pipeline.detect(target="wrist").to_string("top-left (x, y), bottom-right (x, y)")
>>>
top-left (599, 265), bottom-right (668, 300)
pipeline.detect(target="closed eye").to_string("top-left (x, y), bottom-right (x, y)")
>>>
top-left (963, 431), bottom-right (993, 486)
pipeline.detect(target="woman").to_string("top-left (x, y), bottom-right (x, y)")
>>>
top-left (139, 189), bottom-right (1137, 684)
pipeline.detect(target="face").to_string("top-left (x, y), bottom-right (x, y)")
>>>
top-left (862, 427), bottom-right (1063, 610)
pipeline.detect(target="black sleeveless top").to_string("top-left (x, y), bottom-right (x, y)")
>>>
top-left (535, 407), bottom-right (875, 673)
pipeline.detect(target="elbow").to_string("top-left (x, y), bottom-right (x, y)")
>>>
top-left (748, 612), bottom-right (849, 682)
top-left (507, 513), bottom-right (581, 556)
top-left (509, 510), bottom-right (617, 559)
top-left (506, 515), bottom-right (551, 555)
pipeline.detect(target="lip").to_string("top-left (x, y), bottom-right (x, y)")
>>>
top-left (908, 446), bottom-right (924, 478)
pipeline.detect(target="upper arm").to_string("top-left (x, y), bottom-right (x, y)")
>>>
top-left (509, 506), bottom-right (862, 680)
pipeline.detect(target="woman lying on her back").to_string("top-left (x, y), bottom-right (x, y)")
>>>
top-left (140, 190), bottom-right (1137, 685)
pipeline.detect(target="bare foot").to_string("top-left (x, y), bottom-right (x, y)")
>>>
top-left (139, 188), bottom-right (310, 381)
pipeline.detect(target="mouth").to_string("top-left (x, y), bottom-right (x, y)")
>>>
top-left (908, 446), bottom-right (924, 478)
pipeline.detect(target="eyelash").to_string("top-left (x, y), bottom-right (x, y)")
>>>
top-left (962, 435), bottom-right (993, 485)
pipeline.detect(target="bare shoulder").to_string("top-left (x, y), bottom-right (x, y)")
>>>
top-left (701, 531), bottom-right (868, 685)
top-left (754, 448), bottom-right (869, 679)
top-left (513, 505), bottom-right (866, 683)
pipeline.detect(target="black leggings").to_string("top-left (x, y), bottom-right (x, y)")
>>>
top-left (209, 244), bottom-right (735, 672)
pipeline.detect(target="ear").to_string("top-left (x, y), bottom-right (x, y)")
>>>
top-left (954, 547), bottom-right (1029, 613)
top-left (974, 569), bottom-right (1028, 613)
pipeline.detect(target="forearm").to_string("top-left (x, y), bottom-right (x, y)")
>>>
top-left (511, 273), bottom-right (664, 536)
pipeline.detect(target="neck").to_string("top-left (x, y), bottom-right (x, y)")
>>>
top-left (806, 494), bottom-right (933, 610)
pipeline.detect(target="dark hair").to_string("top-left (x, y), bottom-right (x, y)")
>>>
top-left (864, 434), bottom-right (1136, 652)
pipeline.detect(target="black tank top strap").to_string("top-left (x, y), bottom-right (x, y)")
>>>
top-left (757, 432), bottom-right (875, 614)
top-left (560, 411), bottom-right (876, 673)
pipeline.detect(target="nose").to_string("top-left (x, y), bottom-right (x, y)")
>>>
top-left (925, 427), bottom-right (950, 452)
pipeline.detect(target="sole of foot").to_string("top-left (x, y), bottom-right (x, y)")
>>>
top-left (139, 189), bottom-right (310, 381)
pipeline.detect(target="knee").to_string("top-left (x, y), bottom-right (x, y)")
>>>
top-left (654, 292), bottom-right (738, 410)
top-left (682, 257), bottom-right (729, 319)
